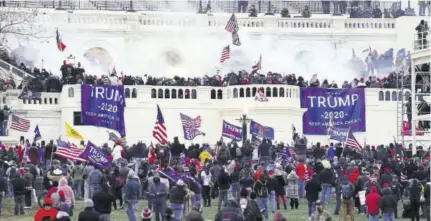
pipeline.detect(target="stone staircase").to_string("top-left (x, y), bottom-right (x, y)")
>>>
top-left (0, 59), bottom-right (35, 86)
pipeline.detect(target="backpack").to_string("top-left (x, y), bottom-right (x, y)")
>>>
top-left (114, 177), bottom-right (125, 188)
top-left (240, 168), bottom-right (254, 179)
top-left (8, 167), bottom-right (16, 179)
top-left (341, 183), bottom-right (353, 199)
top-left (259, 181), bottom-right (269, 197)
top-left (50, 188), bottom-right (62, 208)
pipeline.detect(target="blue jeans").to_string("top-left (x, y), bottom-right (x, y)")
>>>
top-left (0, 193), bottom-right (3, 214)
top-left (308, 200), bottom-right (316, 217)
top-left (126, 200), bottom-right (138, 221)
top-left (298, 180), bottom-right (305, 198)
top-left (192, 194), bottom-right (201, 207)
top-left (170, 203), bottom-right (184, 221)
top-left (89, 184), bottom-right (101, 198)
top-left (257, 197), bottom-right (268, 219)
top-left (269, 191), bottom-right (276, 213)
top-left (383, 213), bottom-right (394, 221)
top-left (231, 183), bottom-right (240, 201)
top-left (368, 214), bottom-right (379, 221)
top-left (320, 184), bottom-right (332, 204)
top-left (73, 180), bottom-right (83, 199)
top-left (334, 194), bottom-right (341, 214)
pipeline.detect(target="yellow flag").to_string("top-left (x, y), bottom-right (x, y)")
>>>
top-left (64, 122), bottom-right (84, 140)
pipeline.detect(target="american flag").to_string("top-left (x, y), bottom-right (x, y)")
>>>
top-left (180, 113), bottom-right (204, 140)
top-left (153, 104), bottom-right (168, 144)
top-left (55, 140), bottom-right (85, 162)
top-left (252, 54), bottom-right (262, 71)
top-left (225, 13), bottom-right (239, 33)
top-left (220, 45), bottom-right (231, 63)
top-left (10, 114), bottom-right (30, 132)
top-left (345, 131), bottom-right (362, 152)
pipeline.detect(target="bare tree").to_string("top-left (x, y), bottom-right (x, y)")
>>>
top-left (0, 8), bottom-right (50, 46)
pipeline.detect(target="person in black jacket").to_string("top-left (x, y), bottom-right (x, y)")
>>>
top-left (78, 199), bottom-right (100, 221)
top-left (379, 187), bottom-right (397, 220)
top-left (218, 168), bottom-right (230, 211)
top-left (408, 179), bottom-right (423, 221)
top-left (253, 174), bottom-right (269, 219)
top-left (214, 200), bottom-right (244, 221)
top-left (424, 181), bottom-right (430, 221)
top-left (92, 184), bottom-right (115, 221)
top-left (0, 170), bottom-right (6, 216)
top-left (318, 167), bottom-right (334, 205)
top-left (258, 139), bottom-right (271, 166)
top-left (230, 166), bottom-right (241, 203)
top-left (243, 192), bottom-right (263, 221)
top-left (169, 179), bottom-right (188, 220)
top-left (10, 173), bottom-right (26, 215)
top-left (305, 174), bottom-right (321, 217)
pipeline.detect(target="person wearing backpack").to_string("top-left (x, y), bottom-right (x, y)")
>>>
top-left (253, 174), bottom-right (269, 220)
top-left (71, 162), bottom-right (84, 200)
top-left (340, 179), bottom-right (355, 221)
top-left (305, 174), bottom-right (321, 217)
top-left (88, 167), bottom-right (103, 198)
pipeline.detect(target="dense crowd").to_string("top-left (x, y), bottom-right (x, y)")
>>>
top-left (0, 135), bottom-right (429, 221)
top-left (0, 47), bottom-right (420, 94)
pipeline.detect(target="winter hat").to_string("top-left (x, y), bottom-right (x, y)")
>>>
top-left (141, 208), bottom-right (152, 219)
top-left (176, 179), bottom-right (185, 186)
top-left (383, 183), bottom-right (390, 188)
top-left (84, 199), bottom-right (94, 208)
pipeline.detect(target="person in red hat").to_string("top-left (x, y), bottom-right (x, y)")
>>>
top-left (365, 186), bottom-right (380, 221)
top-left (34, 198), bottom-right (59, 221)
top-left (141, 208), bottom-right (152, 221)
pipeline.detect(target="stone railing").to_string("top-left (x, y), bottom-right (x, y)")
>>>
top-left (22, 9), bottom-right (398, 31)
top-left (0, 59), bottom-right (35, 80)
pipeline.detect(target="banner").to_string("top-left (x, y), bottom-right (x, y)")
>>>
top-left (329, 127), bottom-right (350, 142)
top-left (300, 88), bottom-right (366, 135)
top-left (180, 113), bottom-right (205, 140)
top-left (249, 120), bottom-right (274, 140)
top-left (81, 85), bottom-right (126, 137)
top-left (222, 120), bottom-right (242, 141)
top-left (80, 141), bottom-right (112, 169)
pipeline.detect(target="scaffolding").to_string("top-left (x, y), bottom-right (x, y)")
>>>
top-left (401, 31), bottom-right (431, 155)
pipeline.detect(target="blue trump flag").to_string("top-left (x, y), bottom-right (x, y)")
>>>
top-left (81, 85), bottom-right (126, 137)
top-left (328, 127), bottom-right (349, 142)
top-left (222, 120), bottom-right (242, 141)
top-left (300, 88), bottom-right (366, 135)
top-left (249, 120), bottom-right (274, 140)
top-left (34, 125), bottom-right (41, 142)
top-left (79, 141), bottom-right (113, 169)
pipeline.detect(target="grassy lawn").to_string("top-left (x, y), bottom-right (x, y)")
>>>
top-left (0, 197), bottom-right (417, 221)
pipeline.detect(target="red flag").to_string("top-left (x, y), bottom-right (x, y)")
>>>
top-left (56, 28), bottom-right (66, 51)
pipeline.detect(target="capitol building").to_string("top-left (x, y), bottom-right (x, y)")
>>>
top-left (0, 0), bottom-right (429, 153)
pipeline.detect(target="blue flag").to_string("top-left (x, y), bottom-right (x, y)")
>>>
top-left (18, 86), bottom-right (41, 100)
top-left (249, 120), bottom-right (274, 140)
top-left (328, 127), bottom-right (349, 142)
top-left (33, 125), bottom-right (41, 142)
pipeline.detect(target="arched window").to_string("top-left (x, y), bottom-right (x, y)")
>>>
top-left (398, 91), bottom-right (403, 100)
top-left (185, 89), bottom-right (190, 99)
top-left (125, 88), bottom-right (131, 98)
top-left (246, 88), bottom-right (251, 97)
top-left (266, 87), bottom-right (271, 97)
top-left (385, 91), bottom-right (390, 101)
top-left (279, 88), bottom-right (285, 97)
top-left (132, 88), bottom-right (137, 98)
top-left (172, 89), bottom-right (177, 99)
top-left (2, 97), bottom-right (6, 104)
top-left (23, 99), bottom-right (26, 104)
top-left (211, 89), bottom-right (216, 99)
top-left (252, 87), bottom-right (257, 97)
top-left (158, 89), bottom-right (163, 98)
top-left (392, 91), bottom-right (397, 101)
top-left (54, 98), bottom-right (58, 104)
top-left (233, 88), bottom-right (238, 98)
top-left (44, 98), bottom-right (47, 104)
top-left (68, 87), bottom-right (74, 98)
top-left (178, 89), bottom-right (184, 98)
top-left (272, 87), bottom-right (278, 97)
top-left (191, 89), bottom-right (197, 99)
top-left (217, 89), bottom-right (223, 99)
top-left (239, 88), bottom-right (245, 98)
top-left (165, 89), bottom-right (170, 99)
top-left (49, 98), bottom-right (53, 104)
top-left (378, 91), bottom-right (384, 101)
top-left (151, 89), bottom-right (156, 98)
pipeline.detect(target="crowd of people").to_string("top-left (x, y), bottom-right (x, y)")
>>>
top-left (0, 46), bottom-right (418, 94)
top-left (0, 135), bottom-right (429, 221)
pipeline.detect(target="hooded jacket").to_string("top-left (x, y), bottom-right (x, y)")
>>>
top-left (348, 167), bottom-right (360, 184)
top-left (365, 186), bottom-right (380, 215)
top-left (214, 200), bottom-right (244, 221)
top-left (58, 177), bottom-right (75, 205)
top-left (379, 187), bottom-right (397, 214)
